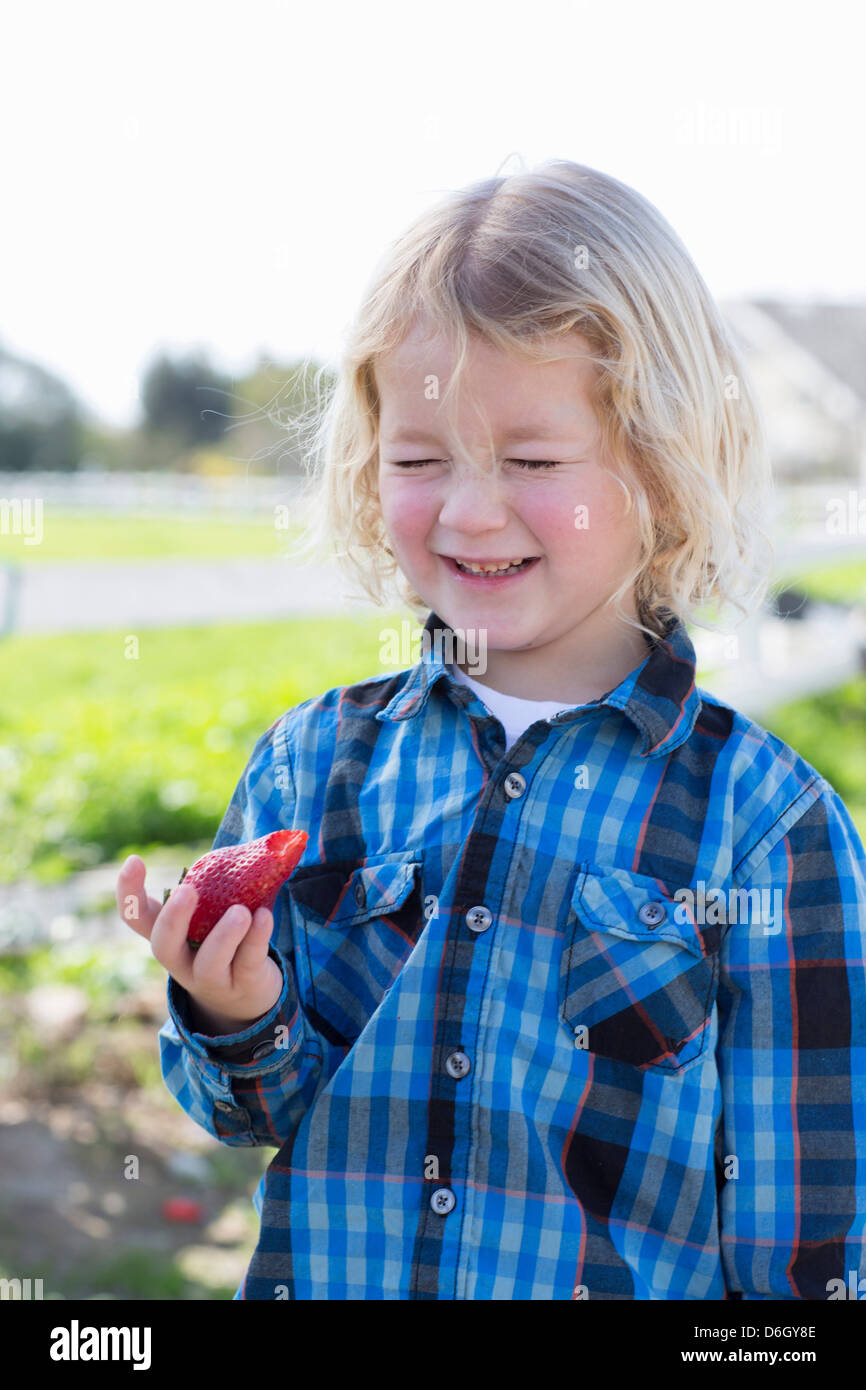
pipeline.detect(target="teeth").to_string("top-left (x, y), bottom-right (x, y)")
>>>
top-left (457, 558), bottom-right (528, 573)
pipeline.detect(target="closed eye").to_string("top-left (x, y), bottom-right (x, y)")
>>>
top-left (389, 459), bottom-right (560, 470)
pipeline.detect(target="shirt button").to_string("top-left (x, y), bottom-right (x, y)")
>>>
top-left (214, 1100), bottom-right (236, 1113)
top-left (430, 1187), bottom-right (456, 1215)
top-left (503, 771), bottom-right (526, 799)
top-left (445, 1050), bottom-right (471, 1079)
top-left (250, 1042), bottom-right (274, 1061)
top-left (465, 905), bottom-right (493, 933)
top-left (638, 900), bottom-right (667, 928)
top-left (354, 878), bottom-right (366, 908)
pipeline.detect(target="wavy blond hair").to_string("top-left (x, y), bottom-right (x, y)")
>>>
top-left (285, 158), bottom-right (774, 642)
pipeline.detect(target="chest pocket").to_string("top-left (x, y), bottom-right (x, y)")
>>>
top-left (286, 849), bottom-right (425, 1048)
top-left (558, 863), bottom-right (720, 1073)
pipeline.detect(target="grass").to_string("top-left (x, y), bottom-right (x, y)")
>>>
top-left (773, 555), bottom-right (866, 605)
top-left (0, 609), bottom-right (414, 884)
top-left (0, 508), bottom-right (307, 563)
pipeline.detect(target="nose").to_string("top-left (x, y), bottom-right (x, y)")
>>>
top-left (436, 467), bottom-right (511, 535)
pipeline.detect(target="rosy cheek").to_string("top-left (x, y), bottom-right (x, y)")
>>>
top-left (521, 488), bottom-right (583, 548)
top-left (380, 488), bottom-right (431, 550)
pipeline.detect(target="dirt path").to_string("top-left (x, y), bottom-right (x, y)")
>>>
top-left (0, 953), bottom-right (269, 1300)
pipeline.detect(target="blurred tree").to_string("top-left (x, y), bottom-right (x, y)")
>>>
top-left (0, 344), bottom-right (83, 470)
top-left (139, 350), bottom-right (234, 446)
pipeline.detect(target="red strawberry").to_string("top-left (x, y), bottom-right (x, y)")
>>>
top-left (161, 1197), bottom-right (206, 1224)
top-left (167, 829), bottom-right (308, 948)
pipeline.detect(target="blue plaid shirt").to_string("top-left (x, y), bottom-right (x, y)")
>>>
top-left (159, 608), bottom-right (866, 1300)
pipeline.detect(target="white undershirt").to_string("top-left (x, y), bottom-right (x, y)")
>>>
top-left (447, 662), bottom-right (571, 752)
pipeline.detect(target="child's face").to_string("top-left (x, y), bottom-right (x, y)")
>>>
top-left (374, 320), bottom-right (648, 700)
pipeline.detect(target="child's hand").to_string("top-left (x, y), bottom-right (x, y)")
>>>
top-left (116, 854), bottom-right (283, 1035)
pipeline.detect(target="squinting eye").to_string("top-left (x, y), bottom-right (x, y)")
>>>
top-left (390, 458), bottom-right (560, 470)
top-left (390, 459), bottom-right (442, 468)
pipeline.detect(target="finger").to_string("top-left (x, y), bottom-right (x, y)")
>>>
top-left (230, 906), bottom-right (274, 984)
top-left (150, 880), bottom-right (200, 981)
top-left (116, 854), bottom-right (162, 940)
top-left (188, 903), bottom-right (254, 986)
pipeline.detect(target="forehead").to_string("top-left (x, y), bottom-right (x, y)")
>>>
top-left (374, 322), bottom-right (598, 437)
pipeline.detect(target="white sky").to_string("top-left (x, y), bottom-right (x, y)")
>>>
top-left (2, 0), bottom-right (864, 429)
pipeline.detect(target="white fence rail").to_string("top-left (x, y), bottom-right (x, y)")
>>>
top-left (0, 468), bottom-right (308, 516)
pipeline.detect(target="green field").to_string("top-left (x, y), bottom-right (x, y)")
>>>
top-left (0, 508), bottom-right (307, 562)
top-left (0, 611), bottom-right (411, 884)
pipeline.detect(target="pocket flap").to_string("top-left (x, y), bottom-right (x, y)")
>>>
top-left (287, 851), bottom-right (421, 928)
top-left (562, 862), bottom-right (718, 1071)
top-left (573, 863), bottom-right (709, 960)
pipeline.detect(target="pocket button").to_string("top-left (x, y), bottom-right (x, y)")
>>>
top-left (638, 900), bottom-right (667, 928)
top-left (354, 879), bottom-right (366, 908)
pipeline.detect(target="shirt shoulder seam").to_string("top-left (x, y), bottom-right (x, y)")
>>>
top-left (732, 773), bottom-right (827, 882)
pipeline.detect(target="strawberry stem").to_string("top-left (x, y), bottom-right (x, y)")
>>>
top-left (163, 866), bottom-right (188, 906)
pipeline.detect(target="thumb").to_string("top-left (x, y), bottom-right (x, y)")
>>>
top-left (231, 906), bottom-right (274, 980)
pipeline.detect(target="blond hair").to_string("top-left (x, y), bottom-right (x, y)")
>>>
top-left (286, 158), bottom-right (774, 642)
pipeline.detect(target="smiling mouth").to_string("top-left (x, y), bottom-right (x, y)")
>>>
top-left (445, 556), bottom-right (541, 578)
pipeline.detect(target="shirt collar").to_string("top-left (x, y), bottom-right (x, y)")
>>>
top-left (376, 607), bottom-right (702, 758)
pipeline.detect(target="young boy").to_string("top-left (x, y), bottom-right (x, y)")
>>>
top-left (117, 159), bottom-right (866, 1300)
